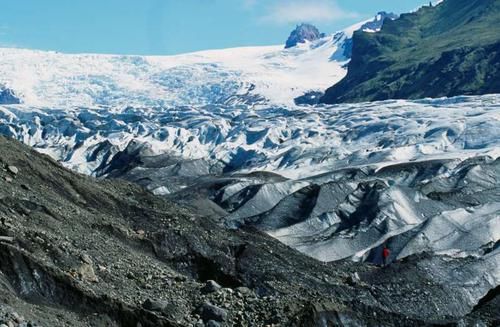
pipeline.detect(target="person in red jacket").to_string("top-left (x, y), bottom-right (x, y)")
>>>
top-left (382, 244), bottom-right (390, 266)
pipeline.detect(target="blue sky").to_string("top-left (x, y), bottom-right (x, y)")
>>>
top-left (0, 0), bottom-right (427, 55)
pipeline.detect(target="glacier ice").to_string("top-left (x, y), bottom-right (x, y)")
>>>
top-left (0, 94), bottom-right (499, 268)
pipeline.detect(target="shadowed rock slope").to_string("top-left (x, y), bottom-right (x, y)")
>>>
top-left (321, 0), bottom-right (500, 104)
top-left (0, 135), bottom-right (498, 326)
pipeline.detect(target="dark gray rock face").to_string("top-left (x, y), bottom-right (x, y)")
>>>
top-left (294, 91), bottom-right (324, 106)
top-left (285, 23), bottom-right (325, 49)
top-left (0, 87), bottom-right (20, 105)
top-left (197, 303), bottom-right (227, 322)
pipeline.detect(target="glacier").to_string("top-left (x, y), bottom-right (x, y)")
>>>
top-left (0, 37), bottom-right (348, 108)
top-left (0, 95), bottom-right (499, 268)
top-left (0, 12), bottom-right (498, 276)
top-left (1, 95), bottom-right (498, 178)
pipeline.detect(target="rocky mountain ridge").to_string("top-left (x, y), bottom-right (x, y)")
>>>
top-left (321, 0), bottom-right (500, 103)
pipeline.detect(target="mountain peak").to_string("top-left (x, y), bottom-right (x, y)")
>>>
top-left (285, 23), bottom-right (325, 49)
top-left (359, 11), bottom-right (399, 32)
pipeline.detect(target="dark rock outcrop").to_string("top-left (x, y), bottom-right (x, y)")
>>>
top-left (294, 91), bottom-right (324, 106)
top-left (197, 303), bottom-right (227, 322)
top-left (285, 23), bottom-right (325, 49)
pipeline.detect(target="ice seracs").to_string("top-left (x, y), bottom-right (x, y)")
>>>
top-left (0, 95), bottom-right (499, 267)
top-left (0, 38), bottom-right (346, 108)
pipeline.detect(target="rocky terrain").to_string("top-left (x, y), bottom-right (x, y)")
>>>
top-left (0, 135), bottom-right (499, 326)
top-left (321, 0), bottom-right (500, 104)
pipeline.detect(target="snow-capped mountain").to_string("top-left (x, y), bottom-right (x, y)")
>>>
top-left (0, 39), bottom-right (342, 109)
top-left (0, 42), bottom-right (346, 108)
top-left (0, 13), bottom-right (397, 109)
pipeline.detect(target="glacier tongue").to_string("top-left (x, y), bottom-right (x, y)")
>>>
top-left (0, 94), bottom-right (499, 265)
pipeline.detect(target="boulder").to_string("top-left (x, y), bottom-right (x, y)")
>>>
top-left (201, 280), bottom-right (222, 294)
top-left (7, 166), bottom-right (18, 175)
top-left (198, 303), bottom-right (228, 322)
top-left (77, 263), bottom-right (98, 283)
top-left (142, 299), bottom-right (169, 312)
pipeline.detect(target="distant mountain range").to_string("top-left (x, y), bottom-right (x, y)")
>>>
top-left (321, 0), bottom-right (500, 104)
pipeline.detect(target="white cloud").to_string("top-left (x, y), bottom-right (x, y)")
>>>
top-left (260, 0), bottom-right (359, 25)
